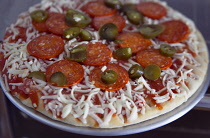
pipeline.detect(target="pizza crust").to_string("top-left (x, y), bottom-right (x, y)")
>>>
top-left (2, 0), bottom-right (209, 128)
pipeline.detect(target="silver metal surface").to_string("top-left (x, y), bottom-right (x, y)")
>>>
top-left (0, 0), bottom-right (210, 136)
top-left (195, 94), bottom-right (210, 110)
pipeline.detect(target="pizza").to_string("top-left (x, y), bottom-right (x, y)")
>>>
top-left (0, 0), bottom-right (208, 128)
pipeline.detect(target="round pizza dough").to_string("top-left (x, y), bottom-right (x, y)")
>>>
top-left (0, 0), bottom-right (208, 128)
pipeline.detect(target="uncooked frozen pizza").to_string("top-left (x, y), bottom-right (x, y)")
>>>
top-left (0, 0), bottom-right (208, 128)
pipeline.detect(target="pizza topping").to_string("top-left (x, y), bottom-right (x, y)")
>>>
top-left (126, 10), bottom-right (144, 25)
top-left (136, 49), bottom-right (172, 70)
top-left (99, 23), bottom-right (118, 41)
top-left (0, 52), bottom-right (5, 71)
top-left (120, 4), bottom-right (136, 14)
top-left (79, 30), bottom-right (92, 41)
top-left (114, 47), bottom-right (132, 60)
top-left (136, 1), bottom-right (167, 19)
top-left (90, 63), bottom-right (129, 91)
top-left (27, 34), bottom-right (65, 59)
top-left (28, 91), bottom-right (39, 109)
top-left (116, 32), bottom-right (152, 53)
top-left (101, 70), bottom-right (118, 84)
top-left (63, 27), bottom-right (81, 40)
top-left (82, 42), bottom-right (112, 66)
top-left (128, 64), bottom-right (144, 79)
top-left (32, 21), bottom-right (48, 32)
top-left (157, 20), bottom-right (190, 43)
top-left (159, 44), bottom-right (176, 57)
top-left (28, 71), bottom-right (46, 81)
top-left (104, 0), bottom-right (122, 10)
top-left (69, 45), bottom-right (87, 62)
top-left (46, 13), bottom-right (70, 35)
top-left (139, 24), bottom-right (165, 39)
top-left (144, 64), bottom-right (161, 80)
top-left (65, 9), bottom-right (91, 28)
top-left (4, 26), bottom-right (27, 43)
top-left (46, 60), bottom-right (84, 87)
top-left (50, 71), bottom-right (67, 87)
top-left (30, 10), bottom-right (48, 32)
top-left (30, 10), bottom-right (48, 23)
top-left (82, 1), bottom-right (117, 17)
top-left (92, 13), bottom-right (126, 32)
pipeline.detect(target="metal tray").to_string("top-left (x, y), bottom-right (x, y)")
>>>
top-left (0, 0), bottom-right (210, 136)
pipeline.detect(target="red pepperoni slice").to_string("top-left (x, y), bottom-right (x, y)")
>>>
top-left (27, 34), bottom-right (64, 59)
top-left (90, 63), bottom-right (129, 91)
top-left (82, 1), bottom-right (117, 17)
top-left (136, 49), bottom-right (172, 70)
top-left (45, 13), bottom-right (70, 35)
top-left (136, 2), bottom-right (167, 19)
top-left (46, 60), bottom-right (84, 87)
top-left (82, 42), bottom-right (112, 66)
top-left (116, 32), bottom-right (152, 53)
top-left (32, 21), bottom-right (48, 32)
top-left (92, 13), bottom-right (126, 32)
top-left (157, 20), bottom-right (190, 43)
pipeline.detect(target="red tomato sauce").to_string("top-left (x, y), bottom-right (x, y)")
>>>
top-left (4, 26), bottom-right (27, 43)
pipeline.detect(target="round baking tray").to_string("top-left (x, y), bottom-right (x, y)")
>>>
top-left (0, 0), bottom-right (210, 136)
top-left (1, 62), bottom-right (209, 136)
